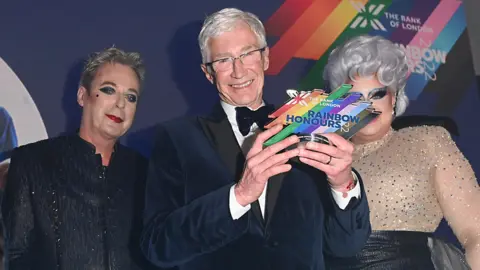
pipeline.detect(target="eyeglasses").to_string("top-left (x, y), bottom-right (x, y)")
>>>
top-left (350, 87), bottom-right (389, 101)
top-left (205, 47), bottom-right (266, 72)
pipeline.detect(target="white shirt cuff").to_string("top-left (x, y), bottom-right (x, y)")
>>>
top-left (229, 185), bottom-right (251, 220)
top-left (330, 172), bottom-right (361, 210)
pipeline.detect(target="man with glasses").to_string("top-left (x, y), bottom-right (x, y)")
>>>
top-left (141, 8), bottom-right (371, 270)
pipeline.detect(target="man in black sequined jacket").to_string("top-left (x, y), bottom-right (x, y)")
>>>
top-left (1, 47), bottom-right (154, 270)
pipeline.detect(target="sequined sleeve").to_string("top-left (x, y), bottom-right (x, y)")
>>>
top-left (427, 126), bottom-right (480, 268)
top-left (1, 148), bottom-right (34, 268)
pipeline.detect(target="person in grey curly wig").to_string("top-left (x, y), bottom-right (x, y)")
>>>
top-left (323, 35), bottom-right (409, 144)
top-left (323, 35), bottom-right (479, 270)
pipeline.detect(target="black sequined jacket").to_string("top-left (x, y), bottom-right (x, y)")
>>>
top-left (2, 134), bottom-right (153, 270)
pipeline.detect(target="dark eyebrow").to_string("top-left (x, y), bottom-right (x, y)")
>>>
top-left (100, 81), bottom-right (139, 95)
top-left (368, 87), bottom-right (388, 94)
top-left (370, 87), bottom-right (387, 91)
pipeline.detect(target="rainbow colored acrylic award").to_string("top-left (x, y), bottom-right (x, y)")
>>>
top-left (263, 84), bottom-right (381, 147)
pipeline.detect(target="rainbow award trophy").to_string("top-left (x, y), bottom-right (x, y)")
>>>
top-left (263, 84), bottom-right (381, 148)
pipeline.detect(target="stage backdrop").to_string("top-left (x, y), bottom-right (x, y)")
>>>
top-left (0, 0), bottom-right (478, 247)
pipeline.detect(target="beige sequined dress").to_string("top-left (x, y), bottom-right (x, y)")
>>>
top-left (350, 125), bottom-right (480, 269)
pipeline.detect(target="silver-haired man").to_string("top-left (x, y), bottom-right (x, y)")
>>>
top-left (141, 8), bottom-right (371, 270)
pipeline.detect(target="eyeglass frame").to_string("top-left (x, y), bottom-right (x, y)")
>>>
top-left (204, 47), bottom-right (267, 72)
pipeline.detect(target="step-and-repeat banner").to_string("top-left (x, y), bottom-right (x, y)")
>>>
top-left (0, 0), bottom-right (477, 246)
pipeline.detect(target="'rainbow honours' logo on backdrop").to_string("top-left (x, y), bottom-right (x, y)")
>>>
top-left (263, 84), bottom-right (380, 146)
top-left (265, 0), bottom-right (466, 100)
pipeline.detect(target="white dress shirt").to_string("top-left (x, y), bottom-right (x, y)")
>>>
top-left (221, 101), bottom-right (361, 220)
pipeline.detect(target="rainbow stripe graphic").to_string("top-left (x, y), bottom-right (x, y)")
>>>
top-left (263, 84), bottom-right (380, 146)
top-left (265, 0), bottom-right (467, 101)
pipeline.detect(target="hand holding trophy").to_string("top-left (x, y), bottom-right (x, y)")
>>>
top-left (262, 84), bottom-right (381, 194)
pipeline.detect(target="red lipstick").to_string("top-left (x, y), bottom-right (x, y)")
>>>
top-left (106, 114), bottom-right (123, 123)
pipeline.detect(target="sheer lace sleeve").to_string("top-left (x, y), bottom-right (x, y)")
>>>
top-left (427, 126), bottom-right (480, 269)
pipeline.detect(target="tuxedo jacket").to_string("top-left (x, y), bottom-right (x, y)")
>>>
top-left (141, 104), bottom-right (371, 270)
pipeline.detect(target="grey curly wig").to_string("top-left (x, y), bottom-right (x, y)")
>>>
top-left (323, 35), bottom-right (409, 116)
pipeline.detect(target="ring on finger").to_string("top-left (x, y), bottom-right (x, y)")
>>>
top-left (325, 155), bottom-right (332, 165)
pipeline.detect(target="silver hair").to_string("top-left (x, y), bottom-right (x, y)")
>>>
top-left (198, 8), bottom-right (267, 64)
top-left (79, 46), bottom-right (145, 93)
top-left (323, 35), bottom-right (409, 116)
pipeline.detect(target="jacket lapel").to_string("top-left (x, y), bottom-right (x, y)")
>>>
top-left (197, 104), bottom-right (264, 225)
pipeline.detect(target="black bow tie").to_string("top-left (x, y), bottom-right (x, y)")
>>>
top-left (235, 105), bottom-right (274, 136)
